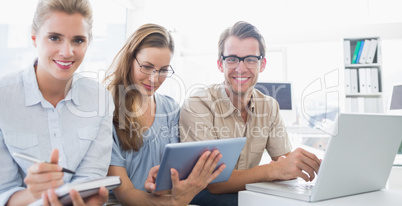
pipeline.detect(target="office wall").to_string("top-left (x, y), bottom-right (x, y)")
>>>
top-left (125, 0), bottom-right (402, 117)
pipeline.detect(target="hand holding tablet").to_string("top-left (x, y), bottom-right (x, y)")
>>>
top-left (154, 137), bottom-right (246, 191)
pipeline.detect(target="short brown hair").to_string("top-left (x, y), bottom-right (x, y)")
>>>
top-left (218, 21), bottom-right (266, 59)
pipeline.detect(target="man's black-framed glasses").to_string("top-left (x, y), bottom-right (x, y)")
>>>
top-left (221, 55), bottom-right (262, 69)
top-left (135, 58), bottom-right (175, 78)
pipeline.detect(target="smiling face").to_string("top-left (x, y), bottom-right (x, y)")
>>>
top-left (32, 11), bottom-right (90, 82)
top-left (131, 47), bottom-right (172, 96)
top-left (218, 36), bottom-right (266, 97)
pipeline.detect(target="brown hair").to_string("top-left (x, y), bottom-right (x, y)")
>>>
top-left (105, 23), bottom-right (174, 151)
top-left (218, 21), bottom-right (266, 59)
top-left (32, 0), bottom-right (93, 41)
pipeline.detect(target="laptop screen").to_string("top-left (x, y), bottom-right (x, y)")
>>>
top-left (389, 85), bottom-right (402, 156)
top-left (390, 85), bottom-right (402, 110)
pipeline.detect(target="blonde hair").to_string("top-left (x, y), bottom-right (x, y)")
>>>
top-left (105, 23), bottom-right (174, 151)
top-left (32, 0), bottom-right (93, 41)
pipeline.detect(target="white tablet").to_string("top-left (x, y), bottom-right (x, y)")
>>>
top-left (155, 137), bottom-right (246, 191)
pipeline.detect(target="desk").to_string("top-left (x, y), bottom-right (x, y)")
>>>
top-left (239, 167), bottom-right (402, 206)
top-left (239, 189), bottom-right (401, 206)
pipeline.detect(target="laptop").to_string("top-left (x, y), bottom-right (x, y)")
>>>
top-left (246, 113), bottom-right (402, 202)
top-left (155, 137), bottom-right (246, 191)
top-left (387, 84), bottom-right (402, 165)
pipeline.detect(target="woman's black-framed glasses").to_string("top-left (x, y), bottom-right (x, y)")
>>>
top-left (221, 55), bottom-right (262, 69)
top-left (135, 58), bottom-right (175, 78)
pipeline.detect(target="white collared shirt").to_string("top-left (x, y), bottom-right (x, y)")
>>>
top-left (0, 60), bottom-right (114, 204)
top-left (180, 83), bottom-right (292, 170)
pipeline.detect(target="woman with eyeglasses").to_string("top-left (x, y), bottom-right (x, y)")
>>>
top-left (105, 23), bottom-right (225, 205)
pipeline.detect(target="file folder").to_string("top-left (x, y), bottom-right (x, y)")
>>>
top-left (371, 68), bottom-right (379, 93)
top-left (365, 68), bottom-right (372, 93)
top-left (350, 69), bottom-right (358, 93)
top-left (343, 40), bottom-right (351, 65)
top-left (352, 41), bottom-right (362, 64)
top-left (358, 39), bottom-right (371, 64)
top-left (356, 40), bottom-right (365, 64)
top-left (344, 69), bottom-right (351, 94)
top-left (358, 68), bottom-right (367, 93)
top-left (366, 39), bottom-right (378, 64)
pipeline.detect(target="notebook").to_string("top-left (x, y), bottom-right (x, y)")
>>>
top-left (29, 176), bottom-right (121, 206)
top-left (155, 137), bottom-right (246, 191)
top-left (246, 113), bottom-right (402, 202)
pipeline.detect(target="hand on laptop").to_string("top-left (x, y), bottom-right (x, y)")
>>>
top-left (145, 150), bottom-right (226, 205)
top-left (272, 148), bottom-right (321, 182)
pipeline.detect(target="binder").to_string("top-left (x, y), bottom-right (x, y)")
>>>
top-left (364, 97), bottom-right (380, 113)
top-left (350, 97), bottom-right (358, 113)
top-left (358, 68), bottom-right (367, 93)
top-left (365, 68), bottom-right (372, 93)
top-left (358, 39), bottom-right (371, 64)
top-left (351, 40), bottom-right (362, 64)
top-left (344, 69), bottom-right (351, 94)
top-left (343, 40), bottom-right (351, 65)
top-left (366, 39), bottom-right (378, 64)
top-left (345, 97), bottom-right (351, 112)
top-left (357, 97), bottom-right (365, 113)
top-left (356, 40), bottom-right (365, 64)
top-left (370, 68), bottom-right (379, 93)
top-left (350, 69), bottom-right (358, 93)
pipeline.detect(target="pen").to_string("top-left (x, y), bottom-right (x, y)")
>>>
top-left (13, 152), bottom-right (75, 174)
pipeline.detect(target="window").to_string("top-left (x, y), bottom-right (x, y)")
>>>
top-left (0, 0), bottom-right (127, 79)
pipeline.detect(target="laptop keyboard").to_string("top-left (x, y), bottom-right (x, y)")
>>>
top-left (286, 184), bottom-right (315, 191)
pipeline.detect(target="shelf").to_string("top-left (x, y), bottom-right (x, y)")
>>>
top-left (346, 93), bottom-right (382, 97)
top-left (343, 37), bottom-right (383, 113)
top-left (345, 64), bottom-right (381, 68)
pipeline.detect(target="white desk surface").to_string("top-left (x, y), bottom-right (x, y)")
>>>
top-left (239, 189), bottom-right (401, 206)
top-left (239, 167), bottom-right (402, 206)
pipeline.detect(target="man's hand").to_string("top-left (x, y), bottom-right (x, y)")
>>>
top-left (272, 148), bottom-right (321, 182)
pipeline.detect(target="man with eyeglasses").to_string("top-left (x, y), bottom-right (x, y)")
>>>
top-left (179, 21), bottom-right (321, 206)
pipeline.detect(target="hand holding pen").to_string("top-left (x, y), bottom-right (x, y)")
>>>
top-left (14, 149), bottom-right (69, 199)
top-left (13, 152), bottom-right (75, 174)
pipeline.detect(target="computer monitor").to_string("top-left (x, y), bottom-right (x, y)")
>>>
top-left (388, 84), bottom-right (402, 165)
top-left (255, 82), bottom-right (296, 125)
top-left (389, 85), bottom-right (402, 114)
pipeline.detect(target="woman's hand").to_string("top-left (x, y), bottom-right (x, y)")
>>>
top-left (24, 149), bottom-right (64, 199)
top-left (144, 150), bottom-right (225, 205)
top-left (170, 150), bottom-right (225, 205)
top-left (144, 165), bottom-right (170, 196)
top-left (42, 186), bottom-right (109, 206)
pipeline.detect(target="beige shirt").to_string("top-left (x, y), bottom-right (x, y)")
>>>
top-left (179, 83), bottom-right (292, 170)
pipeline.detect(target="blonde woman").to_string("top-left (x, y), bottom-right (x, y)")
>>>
top-left (106, 23), bottom-right (225, 205)
top-left (0, 0), bottom-right (113, 205)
